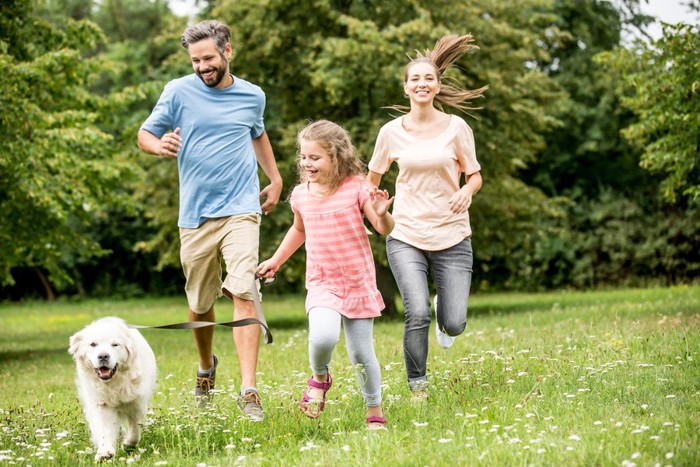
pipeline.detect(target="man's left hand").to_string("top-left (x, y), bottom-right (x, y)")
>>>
top-left (260, 182), bottom-right (282, 215)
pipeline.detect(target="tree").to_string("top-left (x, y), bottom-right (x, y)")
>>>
top-left (0, 1), bottom-right (139, 294)
top-left (597, 22), bottom-right (700, 203)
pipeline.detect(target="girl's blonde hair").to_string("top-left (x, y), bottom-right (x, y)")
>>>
top-left (392, 34), bottom-right (488, 113)
top-left (297, 120), bottom-right (365, 193)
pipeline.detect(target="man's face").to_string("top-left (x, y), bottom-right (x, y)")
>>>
top-left (188, 38), bottom-right (232, 88)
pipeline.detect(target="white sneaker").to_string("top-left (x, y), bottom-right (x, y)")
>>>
top-left (434, 295), bottom-right (455, 349)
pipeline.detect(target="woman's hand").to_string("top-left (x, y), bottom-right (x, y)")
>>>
top-left (448, 185), bottom-right (474, 214)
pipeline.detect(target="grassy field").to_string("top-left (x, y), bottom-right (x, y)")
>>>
top-left (0, 285), bottom-right (698, 466)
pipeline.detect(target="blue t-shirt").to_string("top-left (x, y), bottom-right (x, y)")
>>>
top-left (140, 74), bottom-right (265, 228)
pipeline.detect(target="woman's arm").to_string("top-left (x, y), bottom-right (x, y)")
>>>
top-left (367, 170), bottom-right (383, 187)
top-left (448, 171), bottom-right (482, 214)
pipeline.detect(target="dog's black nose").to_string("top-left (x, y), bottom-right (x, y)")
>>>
top-left (98, 353), bottom-right (110, 362)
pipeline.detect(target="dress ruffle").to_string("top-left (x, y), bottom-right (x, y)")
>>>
top-left (306, 289), bottom-right (384, 319)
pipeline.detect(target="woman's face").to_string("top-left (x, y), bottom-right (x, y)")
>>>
top-left (404, 62), bottom-right (440, 106)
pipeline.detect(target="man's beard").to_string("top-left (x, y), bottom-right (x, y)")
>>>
top-left (197, 61), bottom-right (228, 88)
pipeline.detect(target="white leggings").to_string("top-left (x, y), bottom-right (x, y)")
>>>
top-left (308, 307), bottom-right (382, 407)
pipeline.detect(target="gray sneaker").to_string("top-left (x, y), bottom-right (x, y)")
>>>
top-left (238, 389), bottom-right (264, 422)
top-left (195, 354), bottom-right (218, 405)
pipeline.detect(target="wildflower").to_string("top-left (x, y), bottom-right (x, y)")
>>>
top-left (665, 452), bottom-right (674, 459)
top-left (412, 421), bottom-right (429, 427)
top-left (438, 438), bottom-right (453, 443)
top-left (568, 435), bottom-right (581, 441)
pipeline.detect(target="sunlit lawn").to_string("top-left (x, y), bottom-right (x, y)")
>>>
top-left (0, 285), bottom-right (698, 465)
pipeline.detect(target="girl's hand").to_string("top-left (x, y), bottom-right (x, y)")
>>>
top-left (368, 187), bottom-right (394, 216)
top-left (448, 186), bottom-right (474, 214)
top-left (256, 259), bottom-right (279, 279)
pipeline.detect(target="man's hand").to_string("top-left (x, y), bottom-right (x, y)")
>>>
top-left (158, 128), bottom-right (182, 157)
top-left (260, 181), bottom-right (282, 215)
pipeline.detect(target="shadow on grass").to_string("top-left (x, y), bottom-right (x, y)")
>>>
top-left (0, 347), bottom-right (70, 364)
top-left (266, 316), bottom-right (308, 330)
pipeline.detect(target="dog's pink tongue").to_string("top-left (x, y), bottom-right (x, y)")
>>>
top-left (98, 367), bottom-right (113, 378)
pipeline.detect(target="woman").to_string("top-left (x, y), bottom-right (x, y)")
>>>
top-left (367, 34), bottom-right (488, 400)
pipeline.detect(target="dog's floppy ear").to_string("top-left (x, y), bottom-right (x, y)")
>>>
top-left (68, 330), bottom-right (84, 356)
top-left (122, 329), bottom-right (136, 367)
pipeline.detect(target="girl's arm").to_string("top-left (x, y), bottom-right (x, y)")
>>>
top-left (256, 213), bottom-right (306, 278)
top-left (448, 171), bottom-right (482, 214)
top-left (363, 187), bottom-right (395, 236)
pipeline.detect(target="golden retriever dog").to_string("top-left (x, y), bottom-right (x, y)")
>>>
top-left (68, 317), bottom-right (157, 461)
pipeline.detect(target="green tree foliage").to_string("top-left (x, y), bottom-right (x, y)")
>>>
top-left (597, 23), bottom-right (700, 203)
top-left (522, 0), bottom-right (655, 199)
top-left (0, 1), bottom-right (139, 290)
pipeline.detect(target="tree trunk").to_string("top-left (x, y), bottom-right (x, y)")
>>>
top-left (34, 267), bottom-right (55, 301)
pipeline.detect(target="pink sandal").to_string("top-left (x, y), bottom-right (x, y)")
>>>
top-left (366, 415), bottom-right (388, 430)
top-left (299, 372), bottom-right (333, 419)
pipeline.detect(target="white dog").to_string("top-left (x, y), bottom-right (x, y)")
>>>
top-left (68, 317), bottom-right (157, 461)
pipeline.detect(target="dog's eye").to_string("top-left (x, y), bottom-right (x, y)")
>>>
top-left (89, 342), bottom-right (97, 347)
top-left (111, 343), bottom-right (120, 347)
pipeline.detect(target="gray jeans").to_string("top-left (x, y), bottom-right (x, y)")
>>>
top-left (386, 235), bottom-right (473, 391)
top-left (308, 307), bottom-right (382, 407)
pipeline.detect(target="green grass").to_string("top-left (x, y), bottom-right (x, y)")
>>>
top-left (0, 286), bottom-right (698, 466)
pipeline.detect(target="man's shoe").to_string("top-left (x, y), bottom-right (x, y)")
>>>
top-left (434, 296), bottom-right (455, 349)
top-left (195, 354), bottom-right (218, 406)
top-left (239, 389), bottom-right (264, 422)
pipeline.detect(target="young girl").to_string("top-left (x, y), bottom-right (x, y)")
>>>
top-left (257, 120), bottom-right (394, 430)
top-left (367, 34), bottom-right (488, 400)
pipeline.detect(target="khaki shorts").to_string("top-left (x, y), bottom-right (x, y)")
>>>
top-left (179, 214), bottom-right (261, 314)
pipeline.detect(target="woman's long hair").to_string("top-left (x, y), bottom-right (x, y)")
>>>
top-left (390, 34), bottom-right (488, 114)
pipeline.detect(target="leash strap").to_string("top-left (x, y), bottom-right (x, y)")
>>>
top-left (127, 278), bottom-right (273, 344)
top-left (250, 278), bottom-right (272, 344)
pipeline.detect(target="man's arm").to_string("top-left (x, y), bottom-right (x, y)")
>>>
top-left (252, 131), bottom-right (283, 215)
top-left (137, 128), bottom-right (181, 157)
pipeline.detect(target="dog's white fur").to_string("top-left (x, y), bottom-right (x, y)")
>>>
top-left (68, 317), bottom-right (156, 461)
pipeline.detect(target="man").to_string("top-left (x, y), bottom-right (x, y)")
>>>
top-left (137, 20), bottom-right (282, 421)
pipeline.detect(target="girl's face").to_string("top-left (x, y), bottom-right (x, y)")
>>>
top-left (299, 139), bottom-right (333, 184)
top-left (404, 61), bottom-right (440, 105)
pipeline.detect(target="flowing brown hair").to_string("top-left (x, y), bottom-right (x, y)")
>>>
top-left (297, 120), bottom-right (366, 194)
top-left (390, 34), bottom-right (488, 114)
